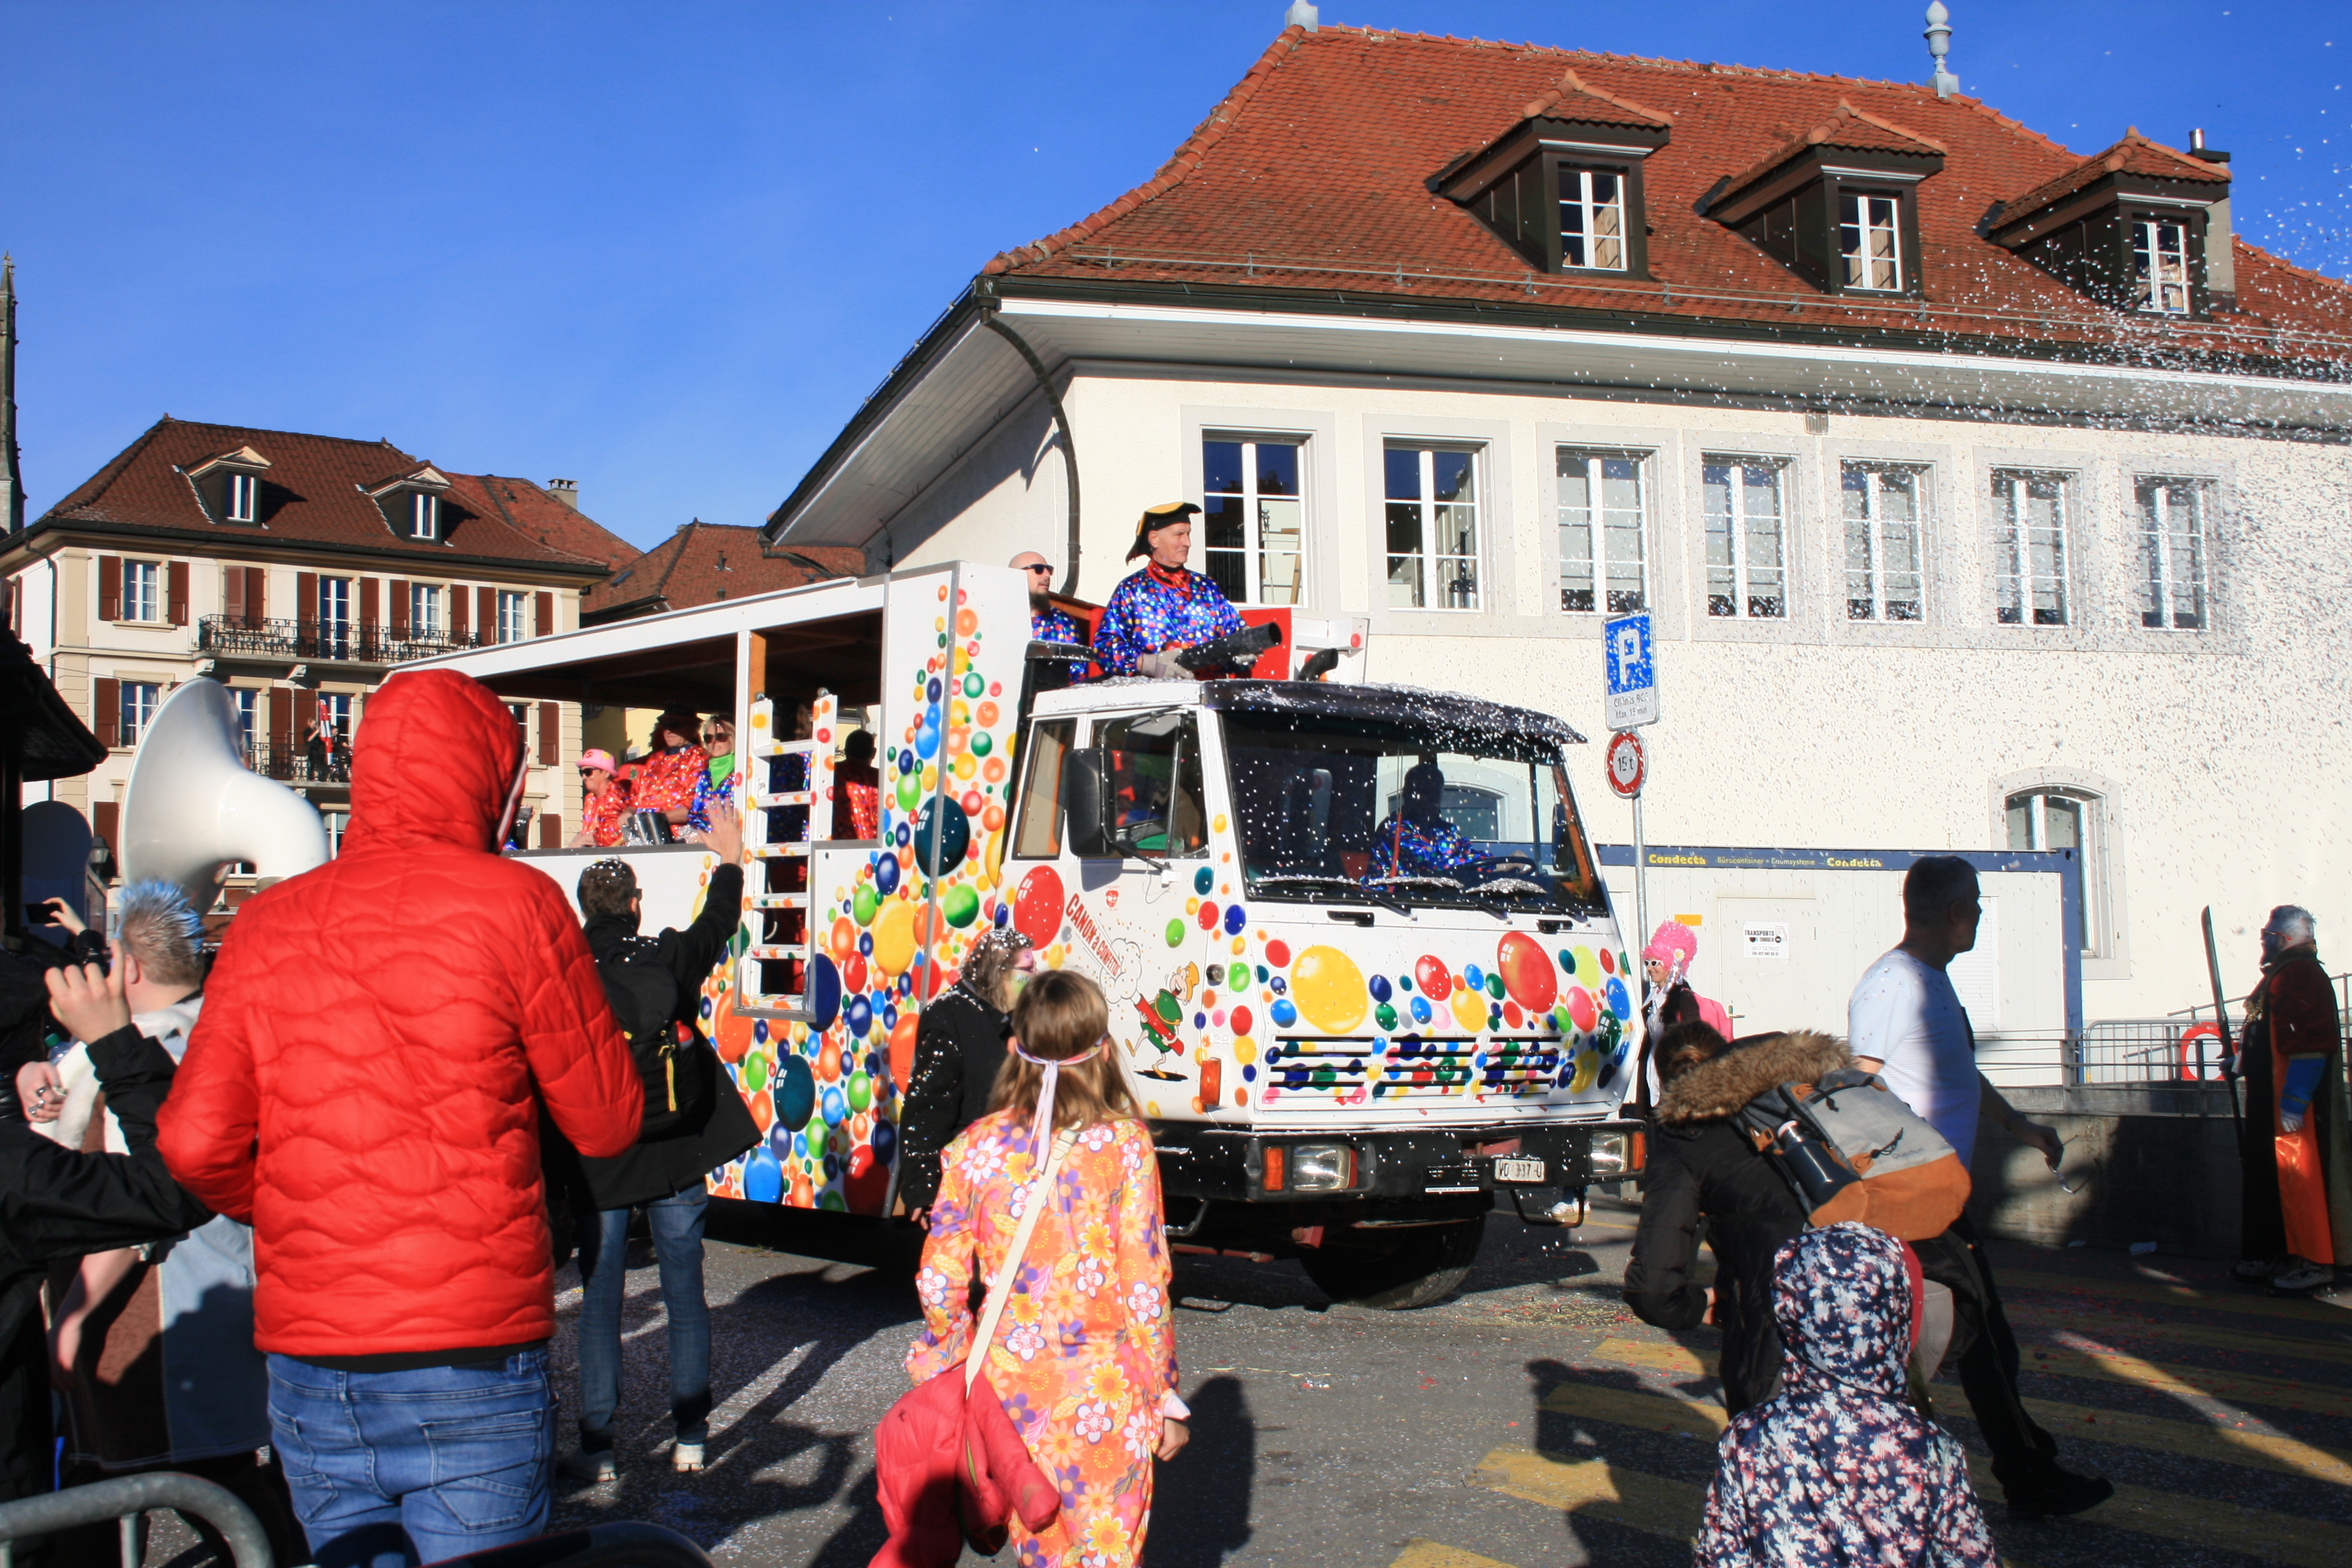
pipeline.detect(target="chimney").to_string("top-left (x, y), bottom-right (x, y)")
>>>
top-left (2188, 129), bottom-right (2236, 310)
top-left (1284, 1), bottom-right (1318, 31)
top-left (547, 478), bottom-right (578, 511)
top-left (1924, 4), bottom-right (1958, 99)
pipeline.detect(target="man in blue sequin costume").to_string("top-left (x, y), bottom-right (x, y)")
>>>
top-left (1370, 761), bottom-right (1485, 881)
top-left (1091, 502), bottom-right (1247, 678)
top-left (1013, 550), bottom-right (1091, 684)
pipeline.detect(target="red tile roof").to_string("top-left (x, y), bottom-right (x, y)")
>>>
top-left (443, 472), bottom-right (638, 573)
top-left (1996, 128), bottom-right (2230, 230)
top-left (1520, 67), bottom-right (1671, 129)
top-left (982, 25), bottom-right (2352, 358)
top-left (1719, 100), bottom-right (1946, 204)
top-left (581, 520), bottom-right (863, 624)
top-left (26, 418), bottom-right (615, 573)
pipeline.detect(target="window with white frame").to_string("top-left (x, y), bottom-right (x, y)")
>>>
top-left (1991, 470), bottom-right (2071, 626)
top-left (2006, 787), bottom-right (2109, 956)
top-left (410, 492), bottom-right (439, 540)
top-left (119, 682), bottom-right (160, 748)
top-left (2136, 477), bottom-right (2210, 630)
top-left (1840, 463), bottom-right (1927, 621)
top-left (1201, 436), bottom-right (1303, 605)
top-left (1702, 458), bottom-right (1788, 619)
top-left (1558, 166), bottom-right (1628, 271)
top-left (232, 688), bottom-right (259, 761)
top-left (1557, 449), bottom-right (1648, 614)
top-left (122, 560), bottom-right (161, 622)
top-left (2131, 220), bottom-right (2190, 315)
top-left (410, 583), bottom-right (443, 635)
top-left (226, 472), bottom-right (258, 523)
top-left (317, 576), bottom-right (353, 657)
top-left (496, 590), bottom-right (528, 643)
top-left (1839, 193), bottom-right (1905, 292)
top-left (1382, 445), bottom-right (1481, 610)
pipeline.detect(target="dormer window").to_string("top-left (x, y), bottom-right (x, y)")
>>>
top-left (1989, 131), bottom-right (2229, 320)
top-left (1711, 102), bottom-right (1945, 299)
top-left (361, 462), bottom-right (454, 542)
top-left (1435, 67), bottom-right (1670, 279)
top-left (410, 492), bottom-right (440, 540)
top-left (226, 472), bottom-right (258, 522)
top-left (185, 445), bottom-right (272, 524)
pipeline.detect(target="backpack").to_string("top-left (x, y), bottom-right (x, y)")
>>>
top-left (1733, 1068), bottom-right (1970, 1241)
top-left (595, 938), bottom-right (707, 1141)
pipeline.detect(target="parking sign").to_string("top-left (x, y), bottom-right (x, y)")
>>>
top-left (1604, 612), bottom-right (1658, 729)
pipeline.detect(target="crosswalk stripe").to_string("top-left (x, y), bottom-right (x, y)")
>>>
top-left (2002, 1270), bottom-right (2352, 1327)
top-left (1590, 1336), bottom-right (1708, 1377)
top-left (2008, 1305), bottom-right (2352, 1367)
top-left (1526, 1380), bottom-right (2352, 1566)
top-left (1386, 1541), bottom-right (1520, 1568)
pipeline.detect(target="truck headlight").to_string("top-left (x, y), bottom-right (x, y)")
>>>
top-left (1289, 1143), bottom-right (1356, 1192)
top-left (1587, 1132), bottom-right (1630, 1177)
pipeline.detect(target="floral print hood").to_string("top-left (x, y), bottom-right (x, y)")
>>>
top-left (1774, 1221), bottom-right (1915, 1401)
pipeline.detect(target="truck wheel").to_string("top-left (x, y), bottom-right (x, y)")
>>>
top-left (1298, 1216), bottom-right (1485, 1310)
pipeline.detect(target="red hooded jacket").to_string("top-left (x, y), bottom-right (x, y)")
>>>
top-left (159, 669), bottom-right (641, 1360)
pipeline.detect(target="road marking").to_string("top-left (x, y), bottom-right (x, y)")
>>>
top-left (2008, 1305), bottom-right (2352, 1367)
top-left (2002, 1270), bottom-right (2352, 1327)
top-left (2022, 1341), bottom-right (2352, 1419)
top-left (1591, 1336), bottom-right (1707, 1377)
top-left (1961, 1454), bottom-right (2352, 1568)
top-left (1475, 1444), bottom-right (1704, 1541)
top-left (1387, 1541), bottom-right (1520, 1568)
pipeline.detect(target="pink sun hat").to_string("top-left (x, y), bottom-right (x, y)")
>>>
top-left (579, 748), bottom-right (618, 775)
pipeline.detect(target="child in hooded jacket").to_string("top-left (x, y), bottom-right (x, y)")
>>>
top-left (1696, 1222), bottom-right (1994, 1568)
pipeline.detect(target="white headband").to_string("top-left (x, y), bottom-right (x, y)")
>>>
top-left (1013, 1037), bottom-right (1106, 1161)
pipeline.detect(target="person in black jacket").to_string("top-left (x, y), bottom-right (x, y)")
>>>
top-left (1623, 1023), bottom-right (1847, 1415)
top-left (3, 959), bottom-right (215, 1517)
top-left (554, 806), bottom-right (759, 1483)
top-left (895, 927), bottom-right (1035, 1215)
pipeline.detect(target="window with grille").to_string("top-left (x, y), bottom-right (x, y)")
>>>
top-left (2006, 787), bottom-right (2107, 955)
top-left (1558, 167), bottom-right (1628, 271)
top-left (410, 583), bottom-right (442, 634)
top-left (497, 590), bottom-right (528, 643)
top-left (226, 472), bottom-right (258, 522)
top-left (1702, 459), bottom-right (1788, 619)
top-left (1991, 471), bottom-right (2071, 626)
top-left (1202, 437), bottom-right (1304, 605)
top-left (120, 682), bottom-right (160, 747)
top-left (2137, 478), bottom-right (2209, 629)
top-left (1840, 463), bottom-right (1926, 621)
top-left (1838, 194), bottom-right (1904, 292)
top-left (122, 561), bottom-right (160, 622)
top-left (410, 492), bottom-right (440, 540)
top-left (2132, 220), bottom-right (2190, 315)
top-left (1557, 449), bottom-right (1648, 614)
top-left (1382, 445), bottom-right (1481, 610)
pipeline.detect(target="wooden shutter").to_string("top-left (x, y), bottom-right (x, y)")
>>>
top-left (297, 572), bottom-right (319, 626)
top-left (269, 686), bottom-right (293, 751)
top-left (359, 577), bottom-right (379, 627)
top-left (167, 561), bottom-right (190, 626)
top-left (98, 555), bottom-right (122, 622)
top-left (537, 701), bottom-right (560, 766)
top-left (247, 567), bottom-right (267, 622)
top-left (91, 802), bottom-right (120, 868)
top-left (537, 812), bottom-right (563, 849)
top-left (449, 583), bottom-right (469, 638)
top-left (478, 587), bottom-right (497, 640)
top-left (93, 676), bottom-right (120, 747)
top-left (223, 565), bottom-right (246, 624)
top-left (390, 580), bottom-right (409, 635)
top-left (534, 590), bottom-right (554, 639)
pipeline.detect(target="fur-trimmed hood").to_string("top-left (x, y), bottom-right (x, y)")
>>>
top-left (1656, 1029), bottom-right (1852, 1125)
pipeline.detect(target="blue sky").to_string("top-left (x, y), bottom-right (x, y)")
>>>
top-left (5, 1), bottom-right (2345, 551)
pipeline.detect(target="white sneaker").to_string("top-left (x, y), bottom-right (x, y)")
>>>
top-left (560, 1448), bottom-right (616, 1483)
top-left (673, 1441), bottom-right (705, 1473)
top-left (2270, 1259), bottom-right (2334, 1295)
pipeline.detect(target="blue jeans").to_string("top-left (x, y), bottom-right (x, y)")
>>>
top-left (573, 1186), bottom-right (711, 1453)
top-left (267, 1349), bottom-right (554, 1568)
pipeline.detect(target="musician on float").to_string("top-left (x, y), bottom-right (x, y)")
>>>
top-left (1091, 501), bottom-right (1246, 678)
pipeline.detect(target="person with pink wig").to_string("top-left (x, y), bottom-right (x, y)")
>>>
top-left (1639, 920), bottom-right (1734, 1109)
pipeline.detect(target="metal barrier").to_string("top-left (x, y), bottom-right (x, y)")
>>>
top-left (430, 1521), bottom-right (714, 1568)
top-left (2071, 1019), bottom-right (2227, 1085)
top-left (0, 1472), bottom-right (272, 1568)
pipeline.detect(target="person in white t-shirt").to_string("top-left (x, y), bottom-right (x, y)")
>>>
top-left (1847, 855), bottom-right (2111, 1521)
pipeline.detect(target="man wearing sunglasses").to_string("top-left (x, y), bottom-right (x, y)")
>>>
top-left (1011, 551), bottom-right (1091, 684)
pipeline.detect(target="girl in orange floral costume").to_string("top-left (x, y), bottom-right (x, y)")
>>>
top-left (904, 970), bottom-right (1187, 1568)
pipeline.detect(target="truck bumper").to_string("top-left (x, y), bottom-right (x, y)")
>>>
top-left (1147, 1119), bottom-right (1643, 1209)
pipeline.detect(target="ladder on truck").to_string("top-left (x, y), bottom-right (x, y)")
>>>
top-left (736, 691), bottom-right (837, 1013)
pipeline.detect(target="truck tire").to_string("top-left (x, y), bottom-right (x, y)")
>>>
top-left (1298, 1216), bottom-right (1485, 1310)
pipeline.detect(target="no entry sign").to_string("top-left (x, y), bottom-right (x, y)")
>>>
top-left (1606, 730), bottom-right (1645, 799)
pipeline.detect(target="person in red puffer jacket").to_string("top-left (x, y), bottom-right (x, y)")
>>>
top-left (159, 668), bottom-right (641, 1568)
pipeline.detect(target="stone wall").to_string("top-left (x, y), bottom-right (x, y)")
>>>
top-left (1967, 1083), bottom-right (2246, 1258)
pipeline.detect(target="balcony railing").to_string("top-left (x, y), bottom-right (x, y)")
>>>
top-left (242, 741), bottom-right (350, 785)
top-left (199, 615), bottom-right (490, 664)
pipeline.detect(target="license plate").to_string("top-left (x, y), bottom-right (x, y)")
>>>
top-left (1422, 1161), bottom-right (1481, 1194)
top-left (1492, 1157), bottom-right (1547, 1184)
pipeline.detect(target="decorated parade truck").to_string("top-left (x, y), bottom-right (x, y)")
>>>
top-left (412, 561), bottom-right (1642, 1307)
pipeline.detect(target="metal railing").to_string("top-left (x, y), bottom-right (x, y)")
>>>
top-left (2071, 1020), bottom-right (2230, 1085)
top-left (241, 741), bottom-right (350, 785)
top-left (0, 1471), bottom-right (272, 1568)
top-left (200, 615), bottom-right (489, 665)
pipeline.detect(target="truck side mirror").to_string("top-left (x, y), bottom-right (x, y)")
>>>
top-left (1063, 747), bottom-right (1115, 858)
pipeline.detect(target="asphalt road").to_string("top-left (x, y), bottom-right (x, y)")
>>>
top-left (522, 1199), bottom-right (2352, 1568)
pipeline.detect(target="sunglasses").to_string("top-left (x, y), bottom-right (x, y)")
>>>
top-left (1024, 563), bottom-right (1054, 576)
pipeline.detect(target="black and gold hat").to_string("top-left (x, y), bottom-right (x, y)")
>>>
top-left (1125, 500), bottom-right (1202, 560)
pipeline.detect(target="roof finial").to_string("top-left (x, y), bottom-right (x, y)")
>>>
top-left (1284, 1), bottom-right (1318, 32)
top-left (1924, 3), bottom-right (1959, 99)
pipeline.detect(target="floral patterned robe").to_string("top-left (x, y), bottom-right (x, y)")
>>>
top-left (632, 743), bottom-right (707, 828)
top-left (907, 1111), bottom-right (1177, 1568)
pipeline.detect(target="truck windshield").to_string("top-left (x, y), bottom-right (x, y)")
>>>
top-left (1222, 711), bottom-right (1605, 913)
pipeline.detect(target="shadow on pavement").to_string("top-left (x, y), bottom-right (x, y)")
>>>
top-left (1146, 1374), bottom-right (1256, 1567)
